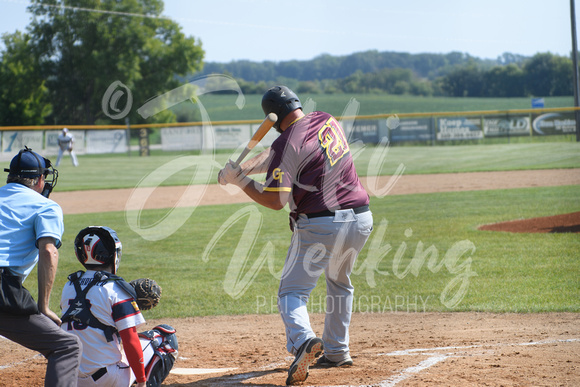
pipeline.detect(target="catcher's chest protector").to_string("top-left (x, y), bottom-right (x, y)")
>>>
top-left (62, 270), bottom-right (128, 342)
top-left (139, 324), bottom-right (179, 387)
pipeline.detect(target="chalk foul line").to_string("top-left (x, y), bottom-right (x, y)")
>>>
top-left (374, 337), bottom-right (580, 387)
top-left (379, 337), bottom-right (580, 357)
top-left (378, 355), bottom-right (450, 387)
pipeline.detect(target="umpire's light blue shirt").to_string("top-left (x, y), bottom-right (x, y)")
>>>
top-left (0, 183), bottom-right (64, 281)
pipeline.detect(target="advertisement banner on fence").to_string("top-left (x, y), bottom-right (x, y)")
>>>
top-left (161, 126), bottom-right (202, 151)
top-left (531, 112), bottom-right (576, 135)
top-left (1, 131), bottom-right (43, 155)
top-left (483, 116), bottom-right (530, 137)
top-left (213, 124), bottom-right (251, 150)
top-left (437, 117), bottom-right (483, 140)
top-left (390, 118), bottom-right (434, 142)
top-left (348, 120), bottom-right (379, 143)
top-left (86, 130), bottom-right (128, 154)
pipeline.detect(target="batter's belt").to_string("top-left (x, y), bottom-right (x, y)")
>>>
top-left (289, 205), bottom-right (370, 231)
top-left (304, 205), bottom-right (369, 219)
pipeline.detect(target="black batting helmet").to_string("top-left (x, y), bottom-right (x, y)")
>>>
top-left (261, 86), bottom-right (302, 130)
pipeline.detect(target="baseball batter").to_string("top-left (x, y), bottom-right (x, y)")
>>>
top-left (60, 226), bottom-right (177, 387)
top-left (219, 86), bottom-right (373, 385)
top-left (56, 128), bottom-right (79, 167)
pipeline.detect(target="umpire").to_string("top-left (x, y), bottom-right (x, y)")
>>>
top-left (0, 147), bottom-right (81, 386)
top-left (219, 86), bottom-right (373, 385)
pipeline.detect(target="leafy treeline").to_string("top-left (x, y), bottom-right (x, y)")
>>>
top-left (194, 51), bottom-right (574, 98)
top-left (0, 0), bottom-right (575, 126)
top-left (199, 51), bottom-right (514, 82)
top-left (0, 0), bottom-right (203, 126)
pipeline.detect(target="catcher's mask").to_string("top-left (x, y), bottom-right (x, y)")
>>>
top-left (261, 85), bottom-right (302, 132)
top-left (75, 226), bottom-right (122, 274)
top-left (4, 146), bottom-right (58, 198)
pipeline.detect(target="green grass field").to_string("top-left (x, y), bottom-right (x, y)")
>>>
top-left (14, 141), bottom-right (580, 319)
top-left (174, 94), bottom-right (575, 122)
top-left (51, 184), bottom-right (580, 319)
top-left (48, 142), bottom-right (580, 191)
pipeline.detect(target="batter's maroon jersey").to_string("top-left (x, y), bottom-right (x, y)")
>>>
top-left (264, 111), bottom-right (369, 216)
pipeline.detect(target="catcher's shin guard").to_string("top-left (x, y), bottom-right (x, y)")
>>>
top-left (139, 324), bottom-right (178, 387)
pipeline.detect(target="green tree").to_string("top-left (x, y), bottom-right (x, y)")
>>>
top-left (297, 81), bottom-right (321, 94)
top-left (482, 64), bottom-right (525, 97)
top-left (524, 52), bottom-right (573, 97)
top-left (410, 79), bottom-right (434, 97)
top-left (551, 55), bottom-right (574, 96)
top-left (0, 32), bottom-right (52, 125)
top-left (26, 0), bottom-right (204, 125)
top-left (441, 63), bottom-right (483, 97)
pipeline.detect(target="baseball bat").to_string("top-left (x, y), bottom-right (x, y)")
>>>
top-left (232, 112), bottom-right (277, 167)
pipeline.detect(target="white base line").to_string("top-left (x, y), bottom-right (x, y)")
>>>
top-left (0, 336), bottom-right (43, 370)
top-left (0, 354), bottom-right (43, 370)
top-left (170, 367), bottom-right (237, 375)
top-left (377, 355), bottom-right (450, 387)
top-left (379, 337), bottom-right (580, 357)
top-left (374, 337), bottom-right (580, 387)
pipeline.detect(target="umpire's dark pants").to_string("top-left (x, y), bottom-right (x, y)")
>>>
top-left (0, 312), bottom-right (82, 387)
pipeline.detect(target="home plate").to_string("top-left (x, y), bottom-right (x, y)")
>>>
top-left (170, 367), bottom-right (238, 375)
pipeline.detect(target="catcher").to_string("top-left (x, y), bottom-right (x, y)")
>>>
top-left (60, 226), bottom-right (177, 387)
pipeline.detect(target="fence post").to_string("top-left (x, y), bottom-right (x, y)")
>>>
top-left (571, 0), bottom-right (580, 141)
top-left (139, 128), bottom-right (150, 156)
top-left (125, 117), bottom-right (131, 157)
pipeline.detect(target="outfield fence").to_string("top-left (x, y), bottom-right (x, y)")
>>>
top-left (0, 107), bottom-right (578, 159)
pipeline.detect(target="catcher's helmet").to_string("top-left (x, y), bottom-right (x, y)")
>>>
top-left (75, 226), bottom-right (122, 274)
top-left (261, 86), bottom-right (302, 130)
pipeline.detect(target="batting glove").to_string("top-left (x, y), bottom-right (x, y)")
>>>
top-left (220, 160), bottom-right (245, 186)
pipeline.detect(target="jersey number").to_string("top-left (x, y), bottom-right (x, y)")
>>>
top-left (318, 117), bottom-right (349, 166)
top-left (65, 299), bottom-right (90, 331)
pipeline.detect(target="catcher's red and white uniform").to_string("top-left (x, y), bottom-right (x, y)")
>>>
top-left (60, 270), bottom-right (147, 386)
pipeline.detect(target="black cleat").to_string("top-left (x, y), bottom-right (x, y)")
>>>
top-left (285, 337), bottom-right (324, 385)
top-left (313, 354), bottom-right (353, 368)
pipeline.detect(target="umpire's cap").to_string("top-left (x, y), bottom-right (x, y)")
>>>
top-left (261, 85), bottom-right (302, 130)
top-left (4, 146), bottom-right (53, 178)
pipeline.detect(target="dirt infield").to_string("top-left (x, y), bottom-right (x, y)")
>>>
top-left (1, 313), bottom-right (578, 386)
top-left (479, 211), bottom-right (580, 234)
top-left (51, 168), bottom-right (580, 215)
top-left (1, 169), bottom-right (579, 386)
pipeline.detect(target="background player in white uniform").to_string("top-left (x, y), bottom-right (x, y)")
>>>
top-left (56, 128), bottom-right (79, 167)
top-left (61, 226), bottom-right (177, 387)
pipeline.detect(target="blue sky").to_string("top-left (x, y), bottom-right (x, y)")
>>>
top-left (1, 0), bottom-right (578, 63)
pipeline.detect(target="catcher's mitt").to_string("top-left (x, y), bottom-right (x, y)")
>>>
top-left (130, 278), bottom-right (161, 310)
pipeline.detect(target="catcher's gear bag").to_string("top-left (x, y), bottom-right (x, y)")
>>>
top-left (139, 324), bottom-right (178, 387)
top-left (61, 270), bottom-right (137, 342)
top-left (130, 278), bottom-right (161, 310)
